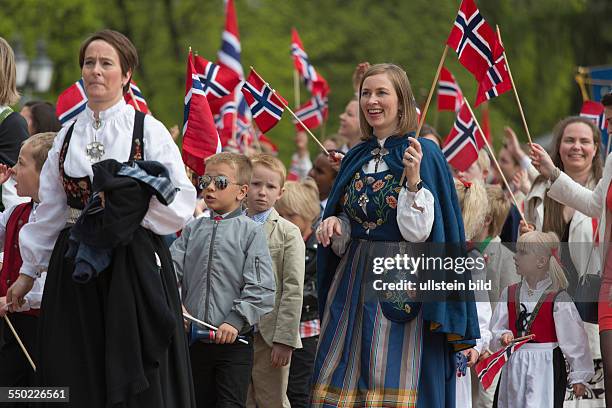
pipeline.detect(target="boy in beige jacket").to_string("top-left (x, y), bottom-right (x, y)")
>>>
top-left (245, 154), bottom-right (305, 408)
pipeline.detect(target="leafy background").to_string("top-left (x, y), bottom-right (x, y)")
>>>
top-left (2, 0), bottom-right (610, 164)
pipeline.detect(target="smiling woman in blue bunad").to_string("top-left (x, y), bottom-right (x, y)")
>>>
top-left (311, 63), bottom-right (480, 408)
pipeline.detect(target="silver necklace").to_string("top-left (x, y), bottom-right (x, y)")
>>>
top-left (86, 118), bottom-right (105, 162)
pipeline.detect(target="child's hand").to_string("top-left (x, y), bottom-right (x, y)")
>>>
top-left (519, 220), bottom-right (535, 236)
top-left (215, 323), bottom-right (238, 344)
top-left (500, 332), bottom-right (514, 347)
top-left (0, 164), bottom-right (13, 185)
top-left (572, 383), bottom-right (586, 398)
top-left (478, 350), bottom-right (491, 362)
top-left (271, 343), bottom-right (293, 368)
top-left (462, 348), bottom-right (479, 367)
top-left (6, 274), bottom-right (34, 313)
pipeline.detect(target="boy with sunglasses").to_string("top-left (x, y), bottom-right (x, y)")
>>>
top-left (170, 152), bottom-right (275, 408)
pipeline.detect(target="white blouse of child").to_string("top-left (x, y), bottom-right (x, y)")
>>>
top-left (490, 277), bottom-right (595, 385)
top-left (18, 99), bottom-right (196, 279)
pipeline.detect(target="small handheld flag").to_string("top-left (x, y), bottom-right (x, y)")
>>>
top-left (475, 335), bottom-right (534, 390)
top-left (442, 102), bottom-right (486, 172)
top-left (182, 51), bottom-right (222, 175)
top-left (291, 28), bottom-right (329, 96)
top-left (194, 55), bottom-right (241, 101)
top-left (293, 93), bottom-right (328, 131)
top-left (241, 69), bottom-right (287, 133)
top-left (446, 0), bottom-right (511, 107)
top-left (56, 79), bottom-right (88, 125)
top-left (438, 67), bottom-right (464, 112)
top-left (217, 0), bottom-right (243, 78)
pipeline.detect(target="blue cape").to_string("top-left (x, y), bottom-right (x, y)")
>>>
top-left (316, 134), bottom-right (480, 346)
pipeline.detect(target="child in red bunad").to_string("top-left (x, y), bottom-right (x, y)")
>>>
top-left (490, 230), bottom-right (594, 407)
top-left (0, 132), bottom-right (55, 391)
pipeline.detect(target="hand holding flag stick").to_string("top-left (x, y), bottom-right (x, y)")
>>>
top-left (399, 45), bottom-right (449, 186)
top-left (495, 26), bottom-right (533, 145)
top-left (248, 67), bottom-right (329, 156)
top-left (182, 313), bottom-right (249, 345)
top-left (3, 315), bottom-right (36, 371)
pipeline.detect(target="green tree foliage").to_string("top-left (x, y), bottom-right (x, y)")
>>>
top-left (1, 0), bottom-right (608, 162)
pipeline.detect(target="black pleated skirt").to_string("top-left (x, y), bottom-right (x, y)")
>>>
top-left (34, 227), bottom-right (196, 408)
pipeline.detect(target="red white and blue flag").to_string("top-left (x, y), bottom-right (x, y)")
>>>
top-left (294, 93), bottom-right (328, 131)
top-left (438, 67), bottom-right (464, 112)
top-left (442, 102), bottom-right (486, 171)
top-left (56, 79), bottom-right (88, 125)
top-left (475, 336), bottom-right (532, 390)
top-left (291, 28), bottom-right (329, 96)
top-left (241, 69), bottom-right (287, 133)
top-left (580, 100), bottom-right (610, 153)
top-left (212, 91), bottom-right (253, 147)
top-left (194, 54), bottom-right (241, 101)
top-left (475, 52), bottom-right (512, 106)
top-left (446, 0), bottom-right (511, 106)
top-left (183, 51), bottom-right (222, 175)
top-left (217, 0), bottom-right (243, 79)
top-left (125, 81), bottom-right (149, 114)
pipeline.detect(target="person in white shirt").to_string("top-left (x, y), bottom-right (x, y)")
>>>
top-left (5, 29), bottom-right (196, 407)
top-left (490, 231), bottom-right (593, 407)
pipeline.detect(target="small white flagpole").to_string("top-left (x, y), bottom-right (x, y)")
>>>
top-left (463, 98), bottom-right (528, 225)
top-left (3, 315), bottom-right (36, 371)
top-left (183, 313), bottom-right (249, 345)
top-left (249, 66), bottom-right (329, 156)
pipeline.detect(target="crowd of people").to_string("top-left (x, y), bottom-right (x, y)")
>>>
top-left (0, 29), bottom-right (608, 408)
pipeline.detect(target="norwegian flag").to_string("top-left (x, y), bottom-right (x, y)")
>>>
top-left (442, 102), bottom-right (486, 172)
top-left (241, 69), bottom-right (287, 133)
top-left (183, 51), bottom-right (222, 175)
top-left (56, 79), bottom-right (88, 125)
top-left (125, 81), bottom-right (149, 114)
top-left (580, 100), bottom-right (610, 153)
top-left (294, 93), bottom-right (328, 131)
top-left (447, 0), bottom-right (498, 81)
top-left (475, 53), bottom-right (512, 106)
top-left (217, 0), bottom-right (243, 79)
top-left (291, 28), bottom-right (329, 96)
top-left (194, 54), bottom-right (241, 101)
top-left (447, 0), bottom-right (511, 107)
top-left (212, 91), bottom-right (253, 147)
top-left (475, 336), bottom-right (532, 390)
top-left (438, 67), bottom-right (464, 112)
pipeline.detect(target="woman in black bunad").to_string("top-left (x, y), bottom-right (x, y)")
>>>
top-left (6, 29), bottom-right (197, 407)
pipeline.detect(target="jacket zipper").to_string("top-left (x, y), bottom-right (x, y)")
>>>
top-left (204, 220), bottom-right (219, 322)
top-left (255, 257), bottom-right (261, 283)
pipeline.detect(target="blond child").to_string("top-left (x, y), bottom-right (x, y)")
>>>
top-left (275, 178), bottom-right (321, 408)
top-left (490, 231), bottom-right (594, 407)
top-left (454, 179), bottom-right (493, 408)
top-left (246, 154), bottom-right (305, 408)
top-left (0, 132), bottom-right (55, 388)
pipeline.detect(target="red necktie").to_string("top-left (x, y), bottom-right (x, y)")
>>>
top-left (213, 216), bottom-right (223, 221)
